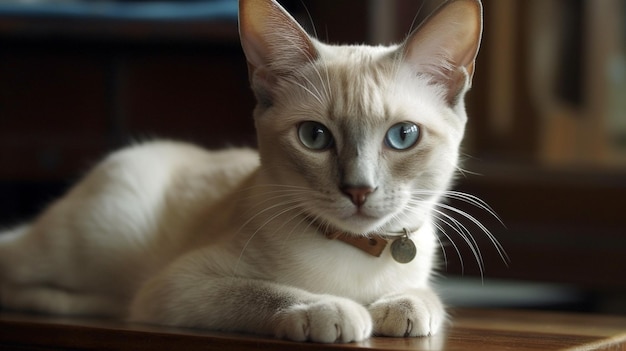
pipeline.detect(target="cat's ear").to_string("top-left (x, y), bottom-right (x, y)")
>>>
top-left (239, 0), bottom-right (317, 80)
top-left (401, 0), bottom-right (483, 105)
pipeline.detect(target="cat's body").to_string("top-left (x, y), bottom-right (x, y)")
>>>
top-left (0, 0), bottom-right (483, 343)
top-left (0, 143), bottom-right (260, 317)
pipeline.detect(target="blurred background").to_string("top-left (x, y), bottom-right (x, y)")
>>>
top-left (0, 0), bottom-right (624, 315)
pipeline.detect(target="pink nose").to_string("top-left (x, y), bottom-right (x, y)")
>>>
top-left (341, 186), bottom-right (375, 207)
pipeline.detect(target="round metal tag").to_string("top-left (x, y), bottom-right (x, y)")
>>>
top-left (390, 236), bottom-right (417, 264)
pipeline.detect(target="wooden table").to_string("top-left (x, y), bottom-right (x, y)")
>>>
top-left (1, 308), bottom-right (625, 350)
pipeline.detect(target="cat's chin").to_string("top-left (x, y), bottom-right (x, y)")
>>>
top-left (329, 213), bottom-right (391, 236)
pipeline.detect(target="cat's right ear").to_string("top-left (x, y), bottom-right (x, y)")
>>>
top-left (401, 0), bottom-right (483, 106)
top-left (239, 0), bottom-right (318, 96)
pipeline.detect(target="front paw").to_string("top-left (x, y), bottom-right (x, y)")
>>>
top-left (368, 289), bottom-right (445, 337)
top-left (272, 296), bottom-right (372, 343)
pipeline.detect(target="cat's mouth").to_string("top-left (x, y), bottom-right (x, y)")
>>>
top-left (323, 211), bottom-right (390, 236)
top-left (345, 207), bottom-right (378, 219)
top-left (303, 199), bottom-right (400, 235)
top-left (343, 204), bottom-right (397, 229)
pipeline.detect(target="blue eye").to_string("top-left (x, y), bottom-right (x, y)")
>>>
top-left (298, 121), bottom-right (334, 150)
top-left (385, 122), bottom-right (420, 150)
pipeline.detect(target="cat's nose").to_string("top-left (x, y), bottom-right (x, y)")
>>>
top-left (341, 186), bottom-right (376, 207)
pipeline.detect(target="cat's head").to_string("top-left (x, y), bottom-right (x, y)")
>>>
top-left (239, 0), bottom-right (482, 235)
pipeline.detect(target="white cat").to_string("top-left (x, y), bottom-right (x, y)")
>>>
top-left (0, 0), bottom-right (483, 343)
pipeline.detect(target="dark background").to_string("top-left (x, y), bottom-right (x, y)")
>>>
top-left (1, 0), bottom-right (624, 314)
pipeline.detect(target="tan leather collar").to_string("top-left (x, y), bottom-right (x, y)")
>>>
top-left (323, 227), bottom-right (417, 262)
top-left (325, 230), bottom-right (390, 257)
top-left (307, 216), bottom-right (417, 262)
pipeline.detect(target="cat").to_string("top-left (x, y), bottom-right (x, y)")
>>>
top-left (0, 0), bottom-right (483, 344)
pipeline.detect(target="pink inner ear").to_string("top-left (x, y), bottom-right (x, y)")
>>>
top-left (238, 0), bottom-right (317, 75)
top-left (401, 0), bottom-right (482, 102)
top-left (238, 0), bottom-right (272, 70)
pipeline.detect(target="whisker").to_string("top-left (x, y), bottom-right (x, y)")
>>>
top-left (455, 165), bottom-right (483, 178)
top-left (274, 9), bottom-right (329, 105)
top-left (407, 187), bottom-right (509, 279)
top-left (441, 191), bottom-right (504, 227)
top-left (431, 213), bottom-right (467, 272)
top-left (240, 189), bottom-right (314, 203)
top-left (322, 59), bottom-right (332, 100)
top-left (311, 64), bottom-right (331, 104)
top-left (426, 204), bottom-right (486, 278)
top-left (253, 203), bottom-right (306, 240)
top-left (435, 202), bottom-right (509, 265)
top-left (242, 183), bottom-right (313, 190)
top-left (238, 183), bottom-right (317, 197)
top-left (239, 191), bottom-right (314, 220)
top-left (432, 221), bottom-right (451, 271)
top-left (237, 197), bottom-right (307, 238)
top-left (300, 0), bottom-right (318, 39)
top-left (276, 204), bottom-right (338, 256)
top-left (279, 35), bottom-right (326, 105)
top-left (397, 201), bottom-right (467, 275)
top-left (235, 199), bottom-right (307, 273)
top-left (275, 207), bottom-right (311, 254)
top-left (295, 66), bottom-right (327, 105)
top-left (284, 77), bottom-right (324, 105)
top-left (236, 183), bottom-right (316, 199)
top-left (412, 189), bottom-right (496, 216)
top-left (411, 189), bottom-right (507, 237)
top-left (407, 0), bottom-right (428, 35)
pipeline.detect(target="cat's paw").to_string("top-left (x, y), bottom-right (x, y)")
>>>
top-left (368, 289), bottom-right (445, 337)
top-left (272, 296), bottom-right (372, 343)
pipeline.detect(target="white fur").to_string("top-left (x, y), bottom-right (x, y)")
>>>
top-left (0, 0), bottom-right (483, 344)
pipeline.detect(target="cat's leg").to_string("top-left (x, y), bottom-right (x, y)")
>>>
top-left (368, 288), bottom-right (445, 337)
top-left (1, 225), bottom-right (124, 316)
top-left (0, 224), bottom-right (44, 292)
top-left (0, 224), bottom-right (30, 278)
top-left (0, 224), bottom-right (65, 280)
top-left (130, 270), bottom-right (372, 343)
top-left (0, 223), bottom-right (134, 317)
top-left (1, 283), bottom-right (126, 316)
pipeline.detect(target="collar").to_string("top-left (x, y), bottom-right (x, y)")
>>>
top-left (325, 230), bottom-right (391, 257)
top-left (323, 227), bottom-right (418, 263)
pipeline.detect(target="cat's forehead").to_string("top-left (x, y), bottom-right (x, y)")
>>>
top-left (280, 41), bottom-right (455, 136)
top-left (312, 44), bottom-right (445, 126)
top-left (316, 42), bottom-right (397, 62)
top-left (316, 43), bottom-right (398, 78)
top-left (313, 43), bottom-right (399, 122)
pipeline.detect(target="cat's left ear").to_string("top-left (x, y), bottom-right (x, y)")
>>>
top-left (401, 0), bottom-right (483, 105)
top-left (239, 0), bottom-right (317, 80)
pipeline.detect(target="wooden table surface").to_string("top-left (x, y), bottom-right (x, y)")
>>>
top-left (1, 308), bottom-right (626, 350)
